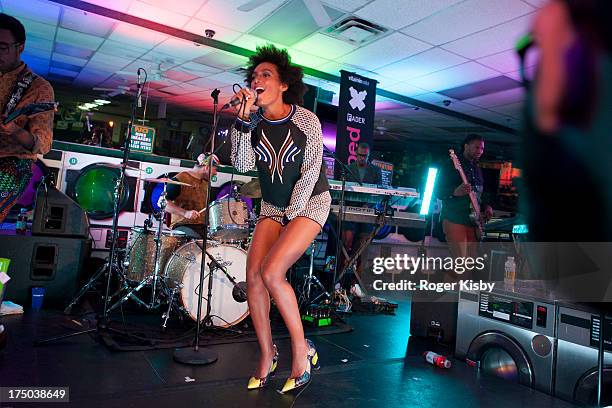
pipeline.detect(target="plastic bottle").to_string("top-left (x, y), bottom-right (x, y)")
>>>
top-left (504, 256), bottom-right (516, 285)
top-left (15, 208), bottom-right (27, 234)
top-left (423, 351), bottom-right (452, 368)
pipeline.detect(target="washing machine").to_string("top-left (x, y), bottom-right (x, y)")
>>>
top-left (555, 303), bottom-right (611, 406)
top-left (456, 284), bottom-right (557, 394)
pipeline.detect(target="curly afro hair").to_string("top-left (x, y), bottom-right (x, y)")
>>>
top-left (244, 44), bottom-right (307, 106)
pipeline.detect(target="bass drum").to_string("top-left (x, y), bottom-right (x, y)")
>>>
top-left (164, 241), bottom-right (249, 327)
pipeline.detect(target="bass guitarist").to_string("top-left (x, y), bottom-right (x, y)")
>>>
top-left (0, 14), bottom-right (55, 223)
top-left (437, 134), bottom-right (493, 278)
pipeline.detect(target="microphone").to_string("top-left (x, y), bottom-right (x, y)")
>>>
top-left (136, 68), bottom-right (144, 108)
top-left (232, 281), bottom-right (248, 303)
top-left (222, 91), bottom-right (257, 111)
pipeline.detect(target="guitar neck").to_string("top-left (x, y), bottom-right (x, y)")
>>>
top-left (449, 150), bottom-right (481, 216)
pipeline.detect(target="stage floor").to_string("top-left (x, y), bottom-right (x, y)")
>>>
top-left (1, 293), bottom-right (577, 408)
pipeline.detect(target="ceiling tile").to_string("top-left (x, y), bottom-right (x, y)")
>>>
top-left (162, 70), bottom-right (200, 82)
top-left (127, 1), bottom-right (191, 29)
top-left (82, 0), bottom-right (135, 12)
top-left (523, 0), bottom-right (547, 7)
top-left (186, 76), bottom-right (230, 91)
top-left (89, 53), bottom-right (133, 70)
top-left (54, 42), bottom-right (95, 60)
top-left (182, 18), bottom-right (243, 43)
top-left (49, 66), bottom-right (79, 78)
top-left (382, 82), bottom-right (428, 97)
top-left (232, 34), bottom-right (283, 53)
top-left (60, 7), bottom-right (117, 37)
top-left (19, 17), bottom-right (57, 39)
top-left (463, 87), bottom-right (525, 108)
top-left (478, 47), bottom-right (539, 74)
top-left (414, 93), bottom-right (480, 113)
top-left (2, 0), bottom-right (60, 25)
top-left (438, 75), bottom-right (521, 100)
top-left (289, 49), bottom-right (330, 69)
top-left (488, 101), bottom-right (524, 117)
top-left (410, 62), bottom-right (499, 92)
top-left (504, 66), bottom-right (536, 82)
top-left (376, 47), bottom-right (467, 80)
top-left (56, 28), bottom-right (105, 50)
top-left (159, 82), bottom-right (203, 95)
top-left (293, 33), bottom-right (357, 60)
top-left (195, 0), bottom-right (287, 33)
top-left (441, 13), bottom-right (535, 59)
top-left (153, 38), bottom-right (212, 61)
top-left (139, 0), bottom-right (205, 16)
top-left (178, 62), bottom-right (223, 76)
top-left (401, 0), bottom-right (534, 45)
top-left (107, 23), bottom-right (169, 49)
top-left (51, 52), bottom-right (89, 67)
top-left (355, 0), bottom-right (464, 30)
top-left (321, 0), bottom-right (369, 12)
top-left (193, 51), bottom-right (249, 71)
top-left (97, 40), bottom-right (147, 60)
top-left (26, 36), bottom-right (54, 54)
top-left (338, 32), bottom-right (431, 71)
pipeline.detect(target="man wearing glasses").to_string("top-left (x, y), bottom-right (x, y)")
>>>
top-left (339, 142), bottom-right (383, 290)
top-left (0, 14), bottom-right (54, 223)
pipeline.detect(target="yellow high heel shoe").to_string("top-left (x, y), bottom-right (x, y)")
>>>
top-left (247, 345), bottom-right (279, 390)
top-left (280, 339), bottom-right (319, 393)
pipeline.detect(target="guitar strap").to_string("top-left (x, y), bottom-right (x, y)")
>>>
top-left (3, 67), bottom-right (37, 117)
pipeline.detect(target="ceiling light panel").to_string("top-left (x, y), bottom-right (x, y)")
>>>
top-left (338, 32), bottom-right (431, 71)
top-left (401, 0), bottom-right (534, 45)
top-left (139, 0), bottom-right (206, 16)
top-left (355, 0), bottom-right (464, 30)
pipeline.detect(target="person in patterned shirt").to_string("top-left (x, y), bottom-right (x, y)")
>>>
top-left (231, 45), bottom-right (329, 393)
top-left (0, 14), bottom-right (54, 223)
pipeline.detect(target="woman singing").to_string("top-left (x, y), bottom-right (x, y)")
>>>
top-left (230, 45), bottom-right (330, 393)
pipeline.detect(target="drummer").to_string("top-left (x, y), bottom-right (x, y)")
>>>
top-left (164, 153), bottom-right (218, 239)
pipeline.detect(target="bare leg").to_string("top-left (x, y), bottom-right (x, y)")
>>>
top-left (261, 217), bottom-right (322, 378)
top-left (246, 218), bottom-right (282, 378)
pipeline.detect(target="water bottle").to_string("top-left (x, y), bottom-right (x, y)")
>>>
top-left (15, 208), bottom-right (27, 234)
top-left (423, 351), bottom-right (452, 368)
top-left (504, 256), bottom-right (516, 285)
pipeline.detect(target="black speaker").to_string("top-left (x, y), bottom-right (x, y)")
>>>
top-left (32, 186), bottom-right (89, 238)
top-left (410, 290), bottom-right (459, 347)
top-left (0, 234), bottom-right (91, 305)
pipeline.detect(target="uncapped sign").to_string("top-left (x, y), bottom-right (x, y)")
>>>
top-left (130, 125), bottom-right (155, 153)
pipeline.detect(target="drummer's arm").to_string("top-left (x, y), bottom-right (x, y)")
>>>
top-left (166, 200), bottom-right (198, 220)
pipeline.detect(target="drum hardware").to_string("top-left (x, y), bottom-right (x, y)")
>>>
top-left (239, 179), bottom-right (262, 198)
top-left (298, 238), bottom-right (330, 309)
top-left (37, 68), bottom-right (149, 346)
top-left (144, 177), bottom-right (193, 187)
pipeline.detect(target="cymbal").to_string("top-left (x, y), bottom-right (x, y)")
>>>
top-left (104, 163), bottom-right (141, 172)
top-left (239, 179), bottom-right (261, 198)
top-left (144, 177), bottom-right (192, 187)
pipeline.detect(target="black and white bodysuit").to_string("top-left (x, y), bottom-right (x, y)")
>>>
top-left (231, 105), bottom-right (331, 228)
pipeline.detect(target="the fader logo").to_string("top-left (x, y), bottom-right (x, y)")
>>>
top-left (348, 86), bottom-right (367, 111)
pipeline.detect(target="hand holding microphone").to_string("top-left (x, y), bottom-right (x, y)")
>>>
top-left (223, 87), bottom-right (258, 118)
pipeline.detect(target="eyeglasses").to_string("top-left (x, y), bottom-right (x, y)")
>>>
top-left (0, 42), bottom-right (22, 55)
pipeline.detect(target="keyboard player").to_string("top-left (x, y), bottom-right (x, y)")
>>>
top-left (339, 142), bottom-right (383, 287)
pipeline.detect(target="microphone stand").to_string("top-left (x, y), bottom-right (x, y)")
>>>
top-left (173, 89), bottom-right (221, 365)
top-left (323, 145), bottom-right (362, 291)
top-left (36, 68), bottom-right (146, 345)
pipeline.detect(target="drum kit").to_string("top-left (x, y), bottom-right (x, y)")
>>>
top-left (68, 177), bottom-right (263, 329)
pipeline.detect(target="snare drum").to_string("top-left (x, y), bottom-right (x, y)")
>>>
top-left (164, 241), bottom-right (249, 327)
top-left (208, 198), bottom-right (250, 243)
top-left (126, 228), bottom-right (189, 282)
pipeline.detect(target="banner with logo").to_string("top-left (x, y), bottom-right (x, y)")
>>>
top-left (334, 70), bottom-right (377, 179)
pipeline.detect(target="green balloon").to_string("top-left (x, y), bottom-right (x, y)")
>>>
top-left (73, 166), bottom-right (128, 218)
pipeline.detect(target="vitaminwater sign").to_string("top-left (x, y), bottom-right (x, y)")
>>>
top-left (335, 70), bottom-right (377, 178)
top-left (129, 125), bottom-right (155, 153)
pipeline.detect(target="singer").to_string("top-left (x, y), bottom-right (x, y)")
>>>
top-left (230, 45), bottom-right (330, 393)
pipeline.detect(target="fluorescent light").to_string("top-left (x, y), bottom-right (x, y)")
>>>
top-left (419, 167), bottom-right (438, 216)
top-left (94, 99), bottom-right (111, 105)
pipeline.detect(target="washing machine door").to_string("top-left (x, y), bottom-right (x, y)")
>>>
top-left (574, 368), bottom-right (612, 406)
top-left (467, 332), bottom-right (533, 387)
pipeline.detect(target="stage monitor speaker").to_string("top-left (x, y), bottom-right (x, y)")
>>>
top-left (32, 186), bottom-right (89, 238)
top-left (410, 290), bottom-right (459, 347)
top-left (0, 234), bottom-right (91, 305)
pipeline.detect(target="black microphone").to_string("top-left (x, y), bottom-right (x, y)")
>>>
top-left (136, 68), bottom-right (144, 108)
top-left (232, 281), bottom-right (248, 303)
top-left (222, 91), bottom-right (257, 111)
